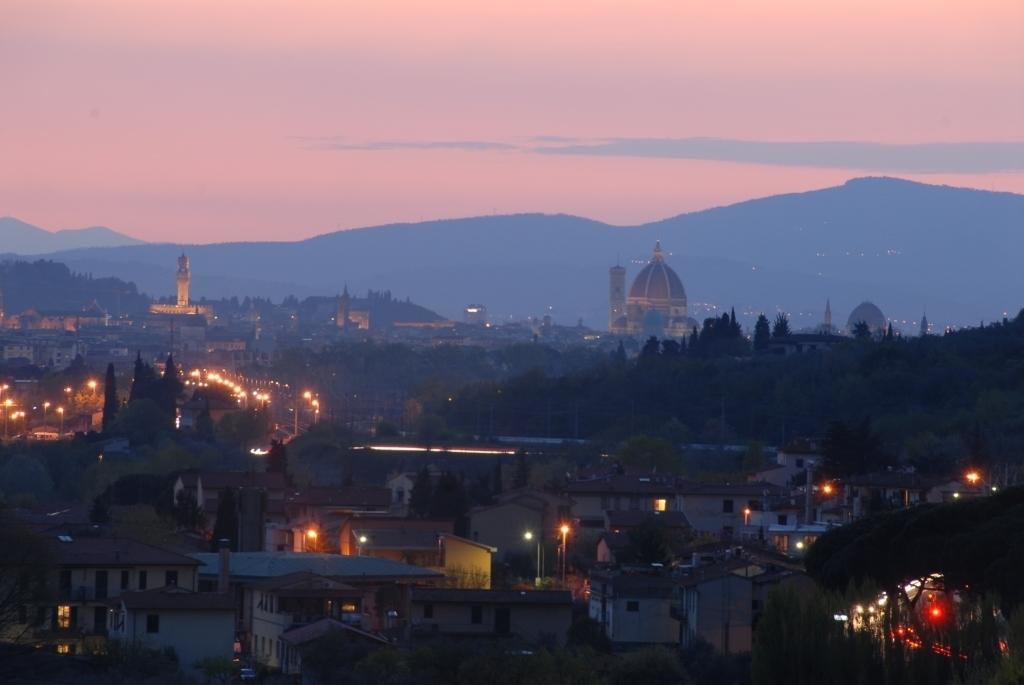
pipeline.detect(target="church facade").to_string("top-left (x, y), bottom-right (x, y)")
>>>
top-left (610, 242), bottom-right (697, 339)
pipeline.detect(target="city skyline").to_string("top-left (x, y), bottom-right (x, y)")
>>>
top-left (3, 0), bottom-right (1022, 242)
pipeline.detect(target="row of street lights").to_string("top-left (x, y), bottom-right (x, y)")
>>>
top-left (523, 524), bottom-right (572, 586)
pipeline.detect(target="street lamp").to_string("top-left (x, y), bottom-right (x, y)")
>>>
top-left (57, 407), bottom-right (65, 437)
top-left (524, 531), bottom-right (541, 587)
top-left (43, 401), bottom-right (50, 422)
top-left (87, 379), bottom-right (98, 396)
top-left (311, 399), bottom-right (320, 424)
top-left (356, 534), bottom-right (368, 556)
top-left (559, 524), bottom-right (570, 584)
top-left (305, 528), bottom-right (319, 552)
top-left (3, 398), bottom-right (12, 439)
top-left (965, 470), bottom-right (981, 486)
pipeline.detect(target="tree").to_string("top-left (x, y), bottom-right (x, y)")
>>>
top-left (616, 435), bottom-right (679, 473)
top-left (0, 454), bottom-right (55, 504)
top-left (852, 321), bottom-right (872, 339)
top-left (641, 336), bottom-right (661, 357)
top-left (409, 467), bottom-right (433, 518)
top-left (195, 403), bottom-right (215, 442)
top-left (772, 313), bottom-right (791, 338)
top-left (753, 314), bottom-right (771, 351)
top-left (111, 398), bottom-right (171, 446)
top-left (210, 488), bottom-right (239, 551)
top-left (101, 362), bottom-right (119, 433)
top-left (513, 451), bottom-right (530, 489)
top-left (89, 494), bottom-right (111, 524)
top-left (267, 439), bottom-right (289, 479)
top-left (620, 516), bottom-right (674, 565)
top-left (610, 647), bottom-right (689, 685)
top-left (742, 441), bottom-right (766, 472)
top-left (611, 341), bottom-right (628, 365)
top-left (429, 472), bottom-right (469, 532)
top-left (821, 418), bottom-right (890, 476)
top-left (0, 511), bottom-right (55, 640)
top-left (157, 354), bottom-right (184, 423)
top-left (492, 458), bottom-right (503, 496)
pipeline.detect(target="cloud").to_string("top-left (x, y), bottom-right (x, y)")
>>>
top-left (296, 137), bottom-right (517, 152)
top-left (531, 137), bottom-right (1024, 173)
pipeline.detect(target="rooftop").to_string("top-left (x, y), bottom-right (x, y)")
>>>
top-left (48, 534), bottom-right (200, 568)
top-left (116, 586), bottom-right (235, 611)
top-left (411, 588), bottom-right (572, 606)
top-left (192, 552), bottom-right (442, 581)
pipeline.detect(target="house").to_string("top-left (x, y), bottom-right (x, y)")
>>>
top-left (677, 481), bottom-right (787, 539)
top-left (676, 557), bottom-right (815, 653)
top-left (588, 567), bottom-right (679, 646)
top-left (338, 517), bottom-right (454, 556)
top-left (107, 586), bottom-right (235, 672)
top-left (267, 485), bottom-right (393, 553)
top-left (563, 476), bottom-right (679, 529)
top-left (280, 618), bottom-right (391, 677)
top-left (841, 472), bottom-right (944, 518)
top-left (191, 549), bottom-right (441, 665)
top-left (468, 488), bottom-right (572, 560)
top-left (410, 588), bottom-right (572, 645)
top-left (173, 471), bottom-right (288, 515)
top-left (767, 523), bottom-right (831, 557)
top-left (4, 531), bottom-right (201, 655)
top-left (350, 528), bottom-right (496, 588)
top-left (384, 469), bottom-right (440, 516)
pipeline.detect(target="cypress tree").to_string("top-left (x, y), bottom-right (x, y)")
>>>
top-left (210, 488), bottom-right (239, 551)
top-left (409, 467), bottom-right (433, 518)
top-left (101, 363), bottom-right (118, 433)
top-left (159, 354), bottom-right (184, 421)
top-left (753, 314), bottom-right (771, 351)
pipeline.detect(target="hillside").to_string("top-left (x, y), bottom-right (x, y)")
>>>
top-left (21, 178), bottom-right (1024, 330)
top-left (0, 217), bottom-right (144, 254)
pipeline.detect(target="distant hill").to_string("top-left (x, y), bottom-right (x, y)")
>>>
top-left (21, 177), bottom-right (1024, 330)
top-left (0, 217), bottom-right (144, 254)
top-left (0, 260), bottom-right (149, 315)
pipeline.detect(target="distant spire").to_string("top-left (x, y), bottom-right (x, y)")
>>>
top-left (824, 297), bottom-right (832, 330)
top-left (652, 241), bottom-right (664, 262)
top-left (920, 309), bottom-right (929, 337)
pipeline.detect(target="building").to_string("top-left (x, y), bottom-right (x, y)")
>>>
top-left (280, 618), bottom-right (390, 676)
top-left (589, 568), bottom-right (679, 646)
top-left (191, 549), bottom-right (441, 664)
top-left (148, 253), bottom-right (213, 321)
top-left (676, 556), bottom-right (815, 653)
top-left (464, 304), bottom-right (487, 325)
top-left (4, 531), bottom-right (202, 655)
top-left (107, 586), bottom-right (235, 672)
top-left (349, 529), bottom-right (496, 589)
top-left (563, 475), bottom-right (680, 529)
top-left (469, 488), bottom-right (573, 560)
top-left (608, 264), bottom-right (626, 329)
top-left (410, 588), bottom-right (572, 645)
top-left (609, 242), bottom-right (697, 338)
top-left (846, 301), bottom-right (887, 336)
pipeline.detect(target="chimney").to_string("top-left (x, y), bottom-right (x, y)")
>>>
top-left (217, 538), bottom-right (231, 594)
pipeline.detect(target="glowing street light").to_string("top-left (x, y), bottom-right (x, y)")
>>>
top-left (42, 401), bottom-right (50, 421)
top-left (743, 507), bottom-right (752, 525)
top-left (559, 524), bottom-right (571, 583)
top-left (87, 379), bottom-right (98, 396)
top-left (965, 470), bottom-right (981, 486)
top-left (822, 483), bottom-right (834, 496)
top-left (3, 398), bottom-right (12, 439)
top-left (305, 528), bottom-right (319, 552)
top-left (57, 406), bottom-right (65, 436)
top-left (524, 531), bottom-right (541, 586)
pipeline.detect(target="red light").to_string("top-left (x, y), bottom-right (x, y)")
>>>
top-left (930, 606), bottom-right (943, 620)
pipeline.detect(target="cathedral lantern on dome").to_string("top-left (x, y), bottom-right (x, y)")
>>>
top-left (609, 242), bottom-right (697, 339)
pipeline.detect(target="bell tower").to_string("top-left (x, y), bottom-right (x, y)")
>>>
top-left (176, 253), bottom-right (190, 307)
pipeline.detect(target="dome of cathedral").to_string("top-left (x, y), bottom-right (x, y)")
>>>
top-left (628, 242), bottom-right (687, 303)
top-left (846, 301), bottom-right (887, 334)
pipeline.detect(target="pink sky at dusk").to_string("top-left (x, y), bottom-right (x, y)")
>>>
top-left (1, 0), bottom-right (1021, 243)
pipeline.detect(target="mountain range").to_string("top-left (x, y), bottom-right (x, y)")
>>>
top-left (0, 217), bottom-right (144, 254)
top-left (4, 177), bottom-right (1023, 331)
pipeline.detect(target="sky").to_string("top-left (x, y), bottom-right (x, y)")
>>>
top-left (2, 1), bottom-right (1022, 243)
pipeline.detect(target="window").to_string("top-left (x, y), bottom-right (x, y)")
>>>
top-left (138, 571), bottom-right (148, 590)
top-left (423, 603), bottom-right (434, 619)
top-left (146, 614), bottom-right (159, 634)
top-left (341, 602), bottom-right (358, 613)
top-left (56, 644), bottom-right (71, 655)
top-left (470, 605), bottom-right (482, 624)
top-left (59, 570), bottom-right (71, 594)
top-left (57, 605), bottom-right (71, 629)
top-left (654, 498), bottom-right (667, 512)
top-left (626, 601), bottom-right (640, 612)
top-left (166, 570), bottom-right (178, 587)
top-left (95, 570), bottom-right (108, 599)
top-left (120, 571), bottom-right (129, 590)
top-left (722, 499), bottom-right (734, 513)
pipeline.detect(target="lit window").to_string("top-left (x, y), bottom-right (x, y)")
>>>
top-left (57, 605), bottom-right (71, 629)
top-left (56, 644), bottom-right (70, 654)
top-left (654, 498), bottom-right (667, 512)
top-left (341, 603), bottom-right (357, 613)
